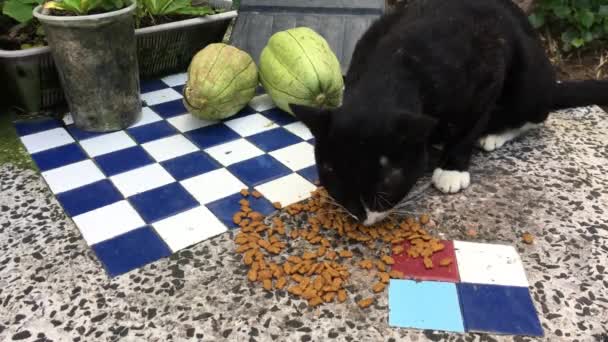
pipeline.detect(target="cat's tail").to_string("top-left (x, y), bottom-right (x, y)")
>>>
top-left (551, 80), bottom-right (608, 110)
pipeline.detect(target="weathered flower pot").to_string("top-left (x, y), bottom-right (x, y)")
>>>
top-left (33, 2), bottom-right (141, 131)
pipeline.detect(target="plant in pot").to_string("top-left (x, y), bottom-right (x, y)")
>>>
top-left (32, 0), bottom-right (142, 132)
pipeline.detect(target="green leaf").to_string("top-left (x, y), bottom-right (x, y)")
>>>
top-left (583, 30), bottom-right (593, 42)
top-left (599, 5), bottom-right (608, 17)
top-left (528, 13), bottom-right (545, 28)
top-left (173, 4), bottom-right (214, 15)
top-left (577, 10), bottom-right (595, 28)
top-left (552, 6), bottom-right (571, 19)
top-left (2, 0), bottom-right (38, 23)
top-left (570, 37), bottom-right (585, 48)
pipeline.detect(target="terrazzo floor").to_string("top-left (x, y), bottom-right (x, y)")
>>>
top-left (1, 105), bottom-right (607, 341)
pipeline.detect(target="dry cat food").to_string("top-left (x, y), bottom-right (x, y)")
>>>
top-left (233, 187), bottom-right (446, 308)
top-left (522, 232), bottom-right (534, 244)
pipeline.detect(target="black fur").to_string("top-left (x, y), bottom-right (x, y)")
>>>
top-left (291, 0), bottom-right (608, 224)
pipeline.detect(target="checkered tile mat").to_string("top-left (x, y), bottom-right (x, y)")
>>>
top-left (15, 72), bottom-right (319, 277)
top-left (388, 240), bottom-right (543, 337)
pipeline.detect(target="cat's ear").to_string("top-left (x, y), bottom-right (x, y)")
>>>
top-left (289, 104), bottom-right (331, 138)
top-left (392, 112), bottom-right (437, 144)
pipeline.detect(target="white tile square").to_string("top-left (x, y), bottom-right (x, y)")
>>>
top-left (248, 94), bottom-right (276, 112)
top-left (141, 88), bottom-right (182, 106)
top-left (129, 107), bottom-right (163, 128)
top-left (161, 73), bottom-right (188, 87)
top-left (224, 113), bottom-right (278, 137)
top-left (284, 122), bottom-right (314, 140)
top-left (181, 169), bottom-right (246, 204)
top-left (63, 113), bottom-right (74, 125)
top-left (255, 173), bottom-right (316, 206)
top-left (204, 139), bottom-right (264, 166)
top-left (453, 240), bottom-right (529, 287)
top-left (79, 131), bottom-right (136, 157)
top-left (269, 142), bottom-right (315, 171)
top-left (21, 127), bottom-right (74, 154)
top-left (167, 113), bottom-right (214, 133)
top-left (42, 160), bottom-right (105, 194)
top-left (141, 135), bottom-right (199, 162)
top-left (73, 200), bottom-right (145, 245)
top-left (153, 206), bottom-right (227, 252)
top-left (110, 164), bottom-right (175, 197)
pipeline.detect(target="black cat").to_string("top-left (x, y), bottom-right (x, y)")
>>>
top-left (290, 0), bottom-right (608, 226)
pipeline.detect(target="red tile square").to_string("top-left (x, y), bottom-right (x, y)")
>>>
top-left (391, 240), bottom-right (460, 282)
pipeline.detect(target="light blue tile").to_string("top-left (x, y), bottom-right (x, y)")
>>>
top-left (388, 279), bottom-right (465, 333)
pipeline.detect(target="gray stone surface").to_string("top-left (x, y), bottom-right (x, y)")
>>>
top-left (1, 106), bottom-right (607, 341)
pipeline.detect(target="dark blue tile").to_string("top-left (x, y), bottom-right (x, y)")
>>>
top-left (92, 226), bottom-right (171, 277)
top-left (95, 146), bottom-right (155, 177)
top-left (56, 179), bottom-right (123, 217)
top-left (247, 127), bottom-right (303, 152)
top-left (30, 143), bottom-right (88, 172)
top-left (140, 79), bottom-right (169, 93)
top-left (173, 85), bottom-right (185, 94)
top-left (66, 125), bottom-right (108, 141)
top-left (298, 164), bottom-right (319, 184)
top-left (14, 118), bottom-right (61, 136)
top-left (308, 137), bottom-right (316, 145)
top-left (185, 124), bottom-right (240, 149)
top-left (228, 155), bottom-right (291, 187)
top-left (150, 99), bottom-right (188, 118)
top-left (261, 107), bottom-right (297, 126)
top-left (161, 152), bottom-right (220, 181)
top-left (458, 283), bottom-right (543, 337)
top-left (129, 182), bottom-right (199, 223)
top-left (206, 192), bottom-right (275, 229)
top-left (127, 120), bottom-right (177, 144)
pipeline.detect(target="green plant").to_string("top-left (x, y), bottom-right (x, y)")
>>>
top-left (529, 0), bottom-right (608, 51)
top-left (2, 0), bottom-right (43, 23)
top-left (43, 0), bottom-right (127, 15)
top-left (139, 0), bottom-right (215, 16)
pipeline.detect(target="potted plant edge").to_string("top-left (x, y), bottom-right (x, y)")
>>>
top-left (32, 0), bottom-right (142, 132)
top-left (0, 0), bottom-right (237, 114)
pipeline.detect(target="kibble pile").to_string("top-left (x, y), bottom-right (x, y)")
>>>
top-left (233, 187), bottom-right (452, 308)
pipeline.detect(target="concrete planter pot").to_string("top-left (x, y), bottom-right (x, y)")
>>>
top-left (33, 3), bottom-right (141, 132)
top-left (1, 1), bottom-right (236, 114)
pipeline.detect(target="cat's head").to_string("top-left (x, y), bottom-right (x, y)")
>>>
top-left (291, 104), bottom-right (436, 226)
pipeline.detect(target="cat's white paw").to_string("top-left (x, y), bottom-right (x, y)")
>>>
top-left (432, 168), bottom-right (470, 193)
top-left (478, 134), bottom-right (508, 152)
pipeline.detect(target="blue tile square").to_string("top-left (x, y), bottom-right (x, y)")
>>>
top-left (458, 283), bottom-right (543, 336)
top-left (56, 179), bottom-right (123, 217)
top-left (161, 152), bottom-right (220, 181)
top-left (140, 79), bottom-right (169, 93)
top-left (150, 99), bottom-right (187, 118)
top-left (297, 164), bottom-right (319, 184)
top-left (172, 85), bottom-right (184, 94)
top-left (30, 143), bottom-right (88, 172)
top-left (247, 127), bottom-right (303, 152)
top-left (94, 146), bottom-right (155, 177)
top-left (206, 192), bottom-right (275, 229)
top-left (261, 108), bottom-right (296, 126)
top-left (185, 124), bottom-right (240, 149)
top-left (127, 120), bottom-right (177, 144)
top-left (230, 105), bottom-right (257, 120)
top-left (14, 118), bottom-right (61, 136)
top-left (66, 125), bottom-right (108, 141)
top-left (92, 226), bottom-right (171, 277)
top-left (227, 155), bottom-right (291, 187)
top-left (129, 182), bottom-right (198, 223)
top-left (388, 279), bottom-right (465, 333)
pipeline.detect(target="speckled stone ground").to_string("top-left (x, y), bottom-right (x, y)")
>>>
top-left (1, 106), bottom-right (607, 342)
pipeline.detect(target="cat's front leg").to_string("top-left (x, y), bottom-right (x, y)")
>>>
top-left (432, 144), bottom-right (473, 194)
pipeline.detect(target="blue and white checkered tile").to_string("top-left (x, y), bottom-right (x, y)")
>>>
top-left (15, 72), bottom-right (319, 277)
